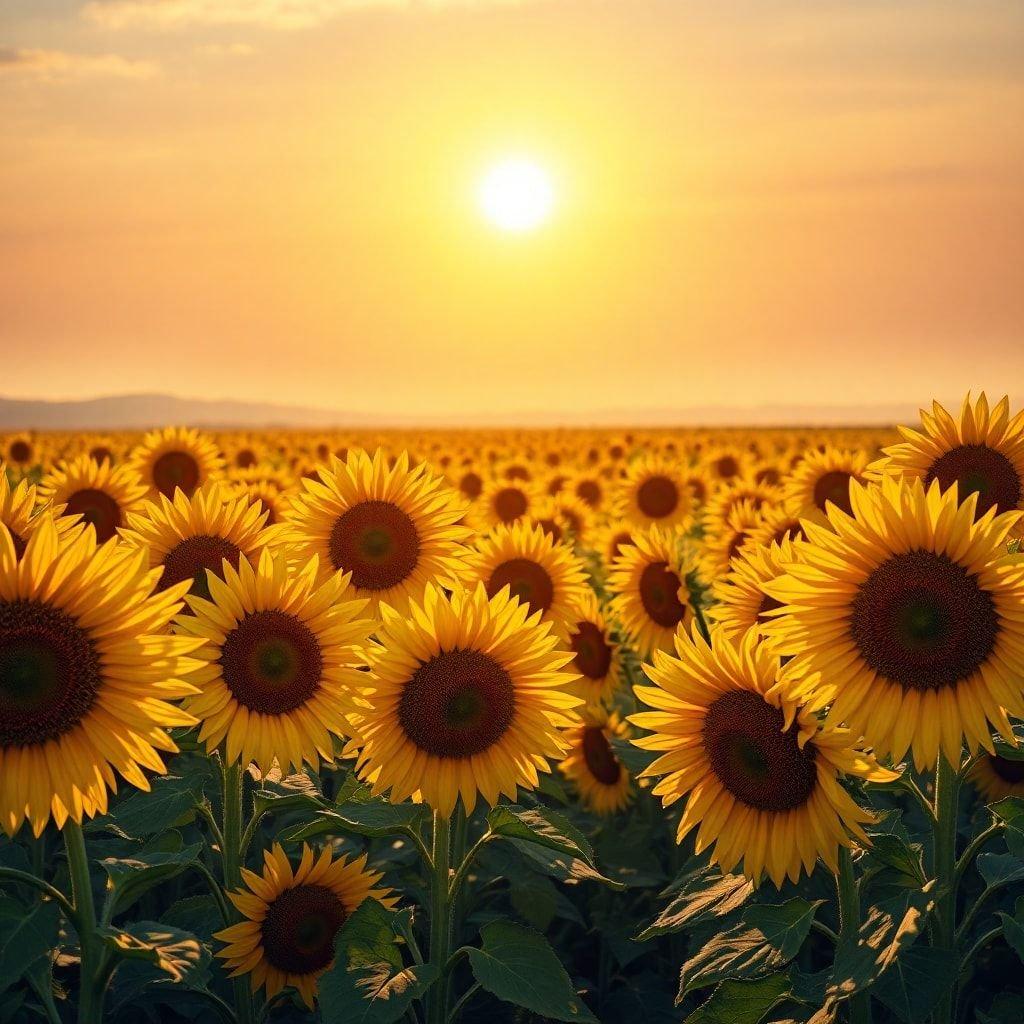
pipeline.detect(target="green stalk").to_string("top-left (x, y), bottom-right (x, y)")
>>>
top-left (222, 760), bottom-right (255, 1024)
top-left (64, 820), bottom-right (102, 1024)
top-left (836, 846), bottom-right (871, 1024)
top-left (427, 810), bottom-right (452, 1024)
top-left (932, 753), bottom-right (961, 1024)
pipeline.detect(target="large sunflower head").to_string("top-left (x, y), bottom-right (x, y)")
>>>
top-left (871, 393), bottom-right (1024, 529)
top-left (38, 454), bottom-right (149, 544)
top-left (0, 516), bottom-right (201, 836)
top-left (476, 476), bottom-right (539, 530)
top-left (281, 449), bottom-right (471, 616)
top-left (129, 426), bottom-right (226, 500)
top-left (121, 481), bottom-right (273, 602)
top-left (608, 525), bottom-right (695, 659)
top-left (783, 445), bottom-right (870, 519)
top-left (632, 626), bottom-right (896, 887)
top-left (464, 521), bottom-right (589, 641)
top-left (215, 843), bottom-right (396, 1008)
top-left (765, 476), bottom-right (1024, 771)
top-left (564, 589), bottom-right (622, 705)
top-left (351, 583), bottom-right (581, 818)
top-left (174, 549), bottom-right (375, 774)
top-left (560, 705), bottom-right (633, 815)
top-left (614, 456), bottom-right (693, 530)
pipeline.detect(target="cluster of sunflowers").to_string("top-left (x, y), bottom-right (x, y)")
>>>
top-left (2, 394), bottom-right (1024, 1024)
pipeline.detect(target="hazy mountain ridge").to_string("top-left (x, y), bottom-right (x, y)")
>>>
top-left (0, 392), bottom-right (956, 430)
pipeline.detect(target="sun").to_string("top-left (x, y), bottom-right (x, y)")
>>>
top-left (477, 157), bottom-right (555, 234)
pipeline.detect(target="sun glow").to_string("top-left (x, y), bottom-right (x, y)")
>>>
top-left (477, 158), bottom-right (555, 234)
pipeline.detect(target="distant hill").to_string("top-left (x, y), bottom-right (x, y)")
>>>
top-left (0, 392), bottom-right (944, 430)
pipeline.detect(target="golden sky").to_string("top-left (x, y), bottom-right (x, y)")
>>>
top-left (2, 0), bottom-right (1023, 422)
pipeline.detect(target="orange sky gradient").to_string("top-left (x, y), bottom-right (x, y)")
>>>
top-left (2, 0), bottom-right (1023, 422)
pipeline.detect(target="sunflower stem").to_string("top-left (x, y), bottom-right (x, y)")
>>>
top-left (836, 846), bottom-right (871, 1024)
top-left (427, 809), bottom-right (452, 1024)
top-left (64, 820), bottom-right (104, 1024)
top-left (222, 760), bottom-right (255, 1024)
top-left (932, 752), bottom-right (962, 1024)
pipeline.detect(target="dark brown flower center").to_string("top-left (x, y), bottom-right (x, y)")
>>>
top-left (637, 476), bottom-right (680, 519)
top-left (89, 446), bottom-right (113, 464)
top-left (8, 440), bottom-right (32, 465)
top-left (220, 610), bottom-right (323, 715)
top-left (329, 500), bottom-right (420, 591)
top-left (757, 592), bottom-right (786, 624)
top-left (571, 621), bottom-right (612, 680)
top-left (575, 480), bottom-right (602, 508)
top-left (689, 478), bottom-right (708, 504)
top-left (0, 601), bottom-right (100, 747)
top-left (703, 689), bottom-right (817, 811)
top-left (536, 518), bottom-right (563, 543)
top-left (989, 756), bottom-right (1024, 785)
top-left (756, 467), bottom-right (781, 486)
top-left (261, 884), bottom-right (347, 975)
top-left (925, 444), bottom-right (1022, 519)
top-left (608, 531), bottom-right (632, 561)
top-left (639, 561), bottom-right (687, 629)
top-left (235, 449), bottom-right (257, 469)
top-left (812, 470), bottom-right (856, 516)
top-left (398, 648), bottom-right (515, 759)
top-left (850, 550), bottom-right (999, 691)
top-left (459, 472), bottom-right (483, 499)
top-left (486, 558), bottom-right (554, 617)
top-left (715, 455), bottom-right (739, 480)
top-left (493, 487), bottom-right (528, 523)
top-left (582, 726), bottom-right (621, 785)
top-left (64, 488), bottom-right (123, 544)
top-left (152, 450), bottom-right (201, 498)
top-left (159, 535), bottom-right (242, 600)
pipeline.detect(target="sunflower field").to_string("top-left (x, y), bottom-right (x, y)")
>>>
top-left (2, 394), bottom-right (1024, 1024)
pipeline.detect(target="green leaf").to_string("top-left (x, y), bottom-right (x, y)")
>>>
top-left (465, 920), bottom-right (597, 1023)
top-left (98, 921), bottom-right (210, 984)
top-left (679, 898), bottom-right (822, 1000)
top-left (89, 773), bottom-right (206, 839)
top-left (252, 769), bottom-right (326, 819)
top-left (509, 873), bottom-right (559, 931)
top-left (510, 840), bottom-right (624, 889)
top-left (99, 839), bottom-right (203, 914)
top-left (997, 896), bottom-right (1024, 962)
top-left (487, 804), bottom-right (595, 863)
top-left (821, 882), bottom-right (938, 1014)
top-left (0, 897), bottom-right (60, 994)
top-left (684, 973), bottom-right (793, 1024)
top-left (611, 735), bottom-right (659, 775)
top-left (862, 832), bottom-right (926, 888)
top-left (319, 900), bottom-right (438, 1024)
top-left (977, 852), bottom-right (1024, 889)
top-left (871, 946), bottom-right (956, 1024)
top-left (638, 864), bottom-right (754, 941)
top-left (992, 797), bottom-right (1024, 859)
top-left (280, 801), bottom-right (429, 843)
top-left (596, 830), bottom-right (666, 889)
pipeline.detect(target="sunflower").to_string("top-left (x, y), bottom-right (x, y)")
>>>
top-left (564, 590), bottom-right (622, 705)
top-left (560, 706), bottom-right (633, 815)
top-left (464, 521), bottom-right (589, 641)
top-left (746, 503), bottom-right (807, 548)
top-left (764, 477), bottom-right (1024, 771)
top-left (608, 526), bottom-right (694, 659)
top-left (215, 843), bottom-right (396, 1008)
top-left (281, 449), bottom-right (470, 616)
top-left (476, 476), bottom-right (538, 530)
top-left (38, 454), bottom-right (149, 544)
top-left (614, 456), bottom-right (693, 530)
top-left (121, 482), bottom-right (272, 601)
top-left (632, 627), bottom-right (896, 887)
top-left (783, 445), bottom-right (870, 519)
top-left (351, 583), bottom-right (581, 817)
top-left (3, 432), bottom-right (37, 471)
top-left (698, 498), bottom-right (764, 584)
top-left (0, 517), bottom-right (201, 837)
top-left (966, 752), bottom-right (1024, 803)
top-left (707, 536), bottom-right (801, 641)
top-left (547, 492), bottom-right (595, 547)
top-left (568, 471), bottom-right (606, 512)
top-left (174, 550), bottom-right (373, 773)
top-left (129, 426), bottom-right (226, 499)
top-left (871, 393), bottom-right (1024, 528)
top-left (1, 465), bottom-right (77, 560)
top-left (593, 523), bottom-right (638, 571)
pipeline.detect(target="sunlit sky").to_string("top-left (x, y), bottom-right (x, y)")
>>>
top-left (2, 0), bottom-right (1023, 422)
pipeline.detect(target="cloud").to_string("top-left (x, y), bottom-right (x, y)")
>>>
top-left (194, 42), bottom-right (258, 56)
top-left (0, 47), bottom-right (159, 80)
top-left (82, 0), bottom-right (534, 32)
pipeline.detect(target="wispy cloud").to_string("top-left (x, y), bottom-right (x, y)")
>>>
top-left (0, 47), bottom-right (159, 80)
top-left (83, 0), bottom-right (535, 32)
